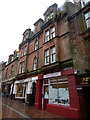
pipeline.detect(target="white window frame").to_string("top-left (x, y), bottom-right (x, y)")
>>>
top-left (84, 11), bottom-right (90, 28)
top-left (50, 26), bottom-right (55, 39)
top-left (24, 46), bottom-right (27, 55)
top-left (19, 62), bottom-right (25, 74)
top-left (45, 30), bottom-right (49, 42)
top-left (51, 12), bottom-right (54, 19)
top-left (45, 49), bottom-right (49, 65)
top-left (51, 46), bottom-right (56, 63)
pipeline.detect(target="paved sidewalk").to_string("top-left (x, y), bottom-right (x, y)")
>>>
top-left (0, 97), bottom-right (68, 119)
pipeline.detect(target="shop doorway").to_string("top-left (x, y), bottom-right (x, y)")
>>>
top-left (42, 80), bottom-right (49, 109)
top-left (29, 82), bottom-right (36, 106)
top-left (82, 86), bottom-right (90, 118)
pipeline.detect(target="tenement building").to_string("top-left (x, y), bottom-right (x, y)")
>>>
top-left (1, 0), bottom-right (90, 119)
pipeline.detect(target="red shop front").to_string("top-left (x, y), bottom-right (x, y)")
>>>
top-left (35, 69), bottom-right (80, 119)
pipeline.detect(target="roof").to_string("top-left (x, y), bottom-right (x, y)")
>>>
top-left (43, 3), bottom-right (58, 16)
top-left (23, 28), bottom-right (31, 35)
top-left (34, 18), bottom-right (44, 26)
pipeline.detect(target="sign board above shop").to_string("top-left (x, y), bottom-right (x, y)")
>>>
top-left (44, 72), bottom-right (61, 79)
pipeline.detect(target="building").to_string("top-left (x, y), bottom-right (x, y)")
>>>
top-left (2, 50), bottom-right (19, 98)
top-left (2, 0), bottom-right (90, 119)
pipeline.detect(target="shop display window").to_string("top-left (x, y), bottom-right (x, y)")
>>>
top-left (49, 76), bottom-right (70, 106)
top-left (16, 83), bottom-right (26, 98)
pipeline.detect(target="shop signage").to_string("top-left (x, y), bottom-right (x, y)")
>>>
top-left (81, 77), bottom-right (90, 85)
top-left (44, 72), bottom-right (61, 79)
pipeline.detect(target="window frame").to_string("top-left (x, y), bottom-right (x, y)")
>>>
top-left (50, 46), bottom-right (56, 63)
top-left (45, 49), bottom-right (49, 65)
top-left (45, 30), bottom-right (49, 42)
top-left (33, 57), bottom-right (37, 70)
top-left (84, 11), bottom-right (90, 28)
top-left (50, 26), bottom-right (55, 39)
top-left (19, 61), bottom-right (25, 74)
top-left (10, 65), bottom-right (14, 75)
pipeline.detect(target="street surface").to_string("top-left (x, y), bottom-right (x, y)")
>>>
top-left (0, 97), bottom-right (68, 119)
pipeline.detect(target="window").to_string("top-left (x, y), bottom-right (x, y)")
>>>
top-left (84, 11), bottom-right (90, 28)
top-left (10, 65), bottom-right (14, 74)
top-left (24, 46), bottom-right (27, 55)
top-left (21, 48), bottom-right (24, 57)
top-left (51, 12), bottom-right (54, 18)
top-left (17, 52), bottom-right (19, 57)
top-left (46, 15), bottom-right (49, 21)
top-left (35, 40), bottom-right (38, 50)
top-left (19, 62), bottom-right (25, 74)
top-left (50, 26), bottom-right (55, 39)
top-left (11, 56), bottom-right (13, 62)
top-left (45, 49), bottom-right (49, 65)
top-left (33, 57), bottom-right (37, 70)
top-left (49, 76), bottom-right (70, 106)
top-left (23, 34), bottom-right (28, 41)
top-left (51, 46), bottom-right (55, 63)
top-left (5, 68), bottom-right (8, 78)
top-left (45, 30), bottom-right (49, 42)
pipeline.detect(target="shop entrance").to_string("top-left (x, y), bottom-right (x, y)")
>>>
top-left (82, 86), bottom-right (90, 118)
top-left (29, 82), bottom-right (36, 106)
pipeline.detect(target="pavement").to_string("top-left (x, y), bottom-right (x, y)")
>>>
top-left (0, 97), bottom-right (68, 120)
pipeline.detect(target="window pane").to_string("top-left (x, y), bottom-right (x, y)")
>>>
top-left (85, 11), bottom-right (90, 20)
top-left (86, 19), bottom-right (90, 28)
top-left (45, 30), bottom-right (49, 42)
top-left (22, 62), bottom-right (24, 73)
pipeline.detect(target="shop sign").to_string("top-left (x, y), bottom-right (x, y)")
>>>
top-left (81, 77), bottom-right (90, 85)
top-left (44, 72), bottom-right (61, 79)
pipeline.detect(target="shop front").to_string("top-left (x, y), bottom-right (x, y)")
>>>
top-left (35, 69), bottom-right (80, 118)
top-left (13, 76), bottom-right (37, 105)
top-left (76, 75), bottom-right (90, 118)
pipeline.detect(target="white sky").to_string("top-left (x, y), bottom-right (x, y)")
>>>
top-left (0, 0), bottom-right (74, 62)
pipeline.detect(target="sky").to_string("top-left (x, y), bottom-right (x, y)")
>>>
top-left (0, 0), bottom-right (81, 62)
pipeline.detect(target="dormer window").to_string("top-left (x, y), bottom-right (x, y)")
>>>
top-left (51, 12), bottom-right (54, 18)
top-left (84, 11), bottom-right (90, 28)
top-left (11, 56), bottom-right (13, 62)
top-left (23, 34), bottom-right (28, 41)
top-left (35, 40), bottom-right (38, 50)
top-left (17, 52), bottom-right (19, 57)
top-left (46, 15), bottom-right (49, 22)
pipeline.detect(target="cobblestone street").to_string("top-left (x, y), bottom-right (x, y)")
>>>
top-left (0, 97), bottom-right (68, 119)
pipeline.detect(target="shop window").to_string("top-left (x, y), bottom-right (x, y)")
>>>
top-left (45, 30), bottom-right (49, 42)
top-left (19, 62), bottom-right (25, 74)
top-left (33, 57), bottom-right (37, 70)
top-left (45, 49), bottom-right (49, 65)
top-left (10, 65), bottom-right (14, 74)
top-left (50, 26), bottom-right (55, 39)
top-left (48, 76), bottom-right (70, 106)
top-left (84, 11), bottom-right (90, 28)
top-left (35, 40), bottom-right (38, 50)
top-left (50, 46), bottom-right (55, 63)
top-left (16, 83), bottom-right (26, 97)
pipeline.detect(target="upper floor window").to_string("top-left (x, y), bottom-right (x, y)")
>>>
top-left (21, 48), bottom-right (24, 57)
top-left (35, 40), bottom-right (38, 50)
top-left (5, 68), bottom-right (8, 78)
top-left (10, 65), bottom-right (14, 74)
top-left (24, 46), bottom-right (27, 55)
top-left (33, 57), bottom-right (37, 70)
top-left (19, 61), bottom-right (25, 74)
top-left (50, 26), bottom-right (55, 39)
top-left (23, 34), bottom-right (28, 41)
top-left (45, 30), bottom-right (49, 42)
top-left (84, 11), bottom-right (90, 28)
top-left (45, 49), bottom-right (49, 65)
top-left (51, 12), bottom-right (54, 18)
top-left (11, 56), bottom-right (13, 62)
top-left (17, 52), bottom-right (19, 57)
top-left (46, 15), bottom-right (49, 22)
top-left (50, 46), bottom-right (55, 63)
